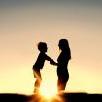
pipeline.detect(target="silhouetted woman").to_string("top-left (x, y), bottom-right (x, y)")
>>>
top-left (33, 42), bottom-right (57, 93)
top-left (57, 39), bottom-right (71, 92)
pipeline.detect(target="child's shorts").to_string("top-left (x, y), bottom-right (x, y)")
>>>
top-left (33, 70), bottom-right (41, 79)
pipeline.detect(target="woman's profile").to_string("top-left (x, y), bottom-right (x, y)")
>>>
top-left (57, 39), bottom-right (71, 92)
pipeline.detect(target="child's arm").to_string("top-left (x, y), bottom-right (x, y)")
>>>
top-left (45, 54), bottom-right (58, 66)
top-left (50, 59), bottom-right (58, 66)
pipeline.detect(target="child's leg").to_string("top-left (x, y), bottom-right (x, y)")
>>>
top-left (34, 77), bottom-right (41, 88)
top-left (33, 70), bottom-right (42, 93)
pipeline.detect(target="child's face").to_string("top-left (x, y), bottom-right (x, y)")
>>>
top-left (44, 46), bottom-right (48, 52)
top-left (40, 45), bottom-right (47, 52)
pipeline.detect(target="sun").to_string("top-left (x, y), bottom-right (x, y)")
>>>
top-left (39, 83), bottom-right (63, 102)
top-left (32, 75), bottom-right (63, 102)
top-left (39, 82), bottom-right (57, 99)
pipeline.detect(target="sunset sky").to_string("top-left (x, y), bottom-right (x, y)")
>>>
top-left (0, 0), bottom-right (102, 95)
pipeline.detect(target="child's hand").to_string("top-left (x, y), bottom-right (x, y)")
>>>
top-left (50, 60), bottom-right (58, 66)
top-left (50, 60), bottom-right (54, 65)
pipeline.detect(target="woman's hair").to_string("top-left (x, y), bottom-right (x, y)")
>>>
top-left (38, 42), bottom-right (47, 52)
top-left (59, 39), bottom-right (70, 50)
top-left (59, 39), bottom-right (71, 59)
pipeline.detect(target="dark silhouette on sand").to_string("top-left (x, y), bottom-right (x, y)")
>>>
top-left (32, 42), bottom-right (57, 93)
top-left (1, 92), bottom-right (102, 102)
top-left (0, 93), bottom-right (30, 102)
top-left (57, 39), bottom-right (71, 92)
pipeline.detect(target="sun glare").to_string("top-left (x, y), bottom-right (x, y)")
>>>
top-left (40, 82), bottom-right (57, 99)
top-left (39, 85), bottom-right (63, 102)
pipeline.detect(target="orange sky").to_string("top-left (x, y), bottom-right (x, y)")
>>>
top-left (0, 0), bottom-right (102, 94)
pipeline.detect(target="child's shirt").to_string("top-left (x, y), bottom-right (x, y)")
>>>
top-left (33, 52), bottom-right (52, 70)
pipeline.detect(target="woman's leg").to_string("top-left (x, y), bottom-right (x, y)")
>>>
top-left (57, 75), bottom-right (68, 92)
top-left (57, 80), bottom-right (66, 91)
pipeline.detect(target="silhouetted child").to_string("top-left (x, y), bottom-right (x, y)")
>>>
top-left (32, 42), bottom-right (57, 93)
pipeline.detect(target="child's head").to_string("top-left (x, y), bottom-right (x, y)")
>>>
top-left (38, 42), bottom-right (48, 52)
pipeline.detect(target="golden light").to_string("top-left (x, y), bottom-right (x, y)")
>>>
top-left (39, 82), bottom-right (57, 99)
top-left (39, 84), bottom-right (63, 102)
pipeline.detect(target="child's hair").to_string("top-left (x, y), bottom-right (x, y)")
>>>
top-left (38, 42), bottom-right (47, 52)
